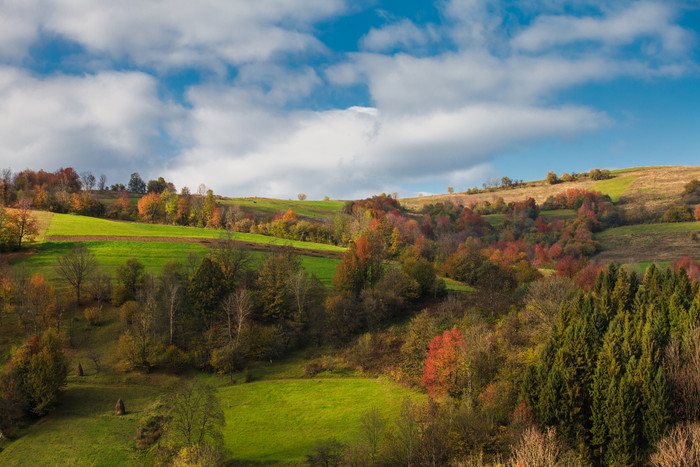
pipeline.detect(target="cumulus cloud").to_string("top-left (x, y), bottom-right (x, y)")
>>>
top-left (0, 0), bottom-right (346, 70)
top-left (360, 19), bottom-right (436, 52)
top-left (162, 82), bottom-right (608, 199)
top-left (512, 2), bottom-right (692, 55)
top-left (0, 67), bottom-right (173, 181)
top-left (0, 3), bottom-right (42, 61)
top-left (0, 0), bottom-right (695, 198)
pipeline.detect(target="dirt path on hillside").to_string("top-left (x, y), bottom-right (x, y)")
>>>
top-left (45, 235), bottom-right (344, 259)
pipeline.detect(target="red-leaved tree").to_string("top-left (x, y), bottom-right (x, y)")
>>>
top-left (422, 327), bottom-right (468, 398)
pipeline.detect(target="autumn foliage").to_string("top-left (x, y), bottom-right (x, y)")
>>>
top-left (422, 327), bottom-right (467, 398)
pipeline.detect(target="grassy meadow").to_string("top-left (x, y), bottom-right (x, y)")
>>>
top-left (47, 213), bottom-right (346, 253)
top-left (221, 377), bottom-right (421, 464)
top-left (0, 305), bottom-right (422, 466)
top-left (12, 240), bottom-right (340, 288)
top-left (219, 197), bottom-right (346, 219)
top-left (592, 176), bottom-right (638, 202)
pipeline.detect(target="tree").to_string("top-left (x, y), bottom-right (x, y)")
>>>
top-left (447, 186), bottom-right (454, 194)
top-left (17, 274), bottom-right (57, 336)
top-left (137, 192), bottom-right (165, 223)
top-left (255, 250), bottom-right (301, 323)
top-left (8, 199), bottom-right (38, 250)
top-left (98, 174), bottom-right (107, 191)
top-left (55, 244), bottom-right (96, 306)
top-left (7, 331), bottom-right (67, 416)
top-left (221, 288), bottom-right (252, 345)
top-left (187, 257), bottom-right (225, 330)
top-left (297, 193), bottom-right (307, 201)
top-left (333, 234), bottom-right (384, 294)
top-left (422, 327), bottom-right (469, 398)
top-left (360, 407), bottom-right (385, 465)
top-left (128, 172), bottom-right (146, 194)
top-left (546, 171), bottom-right (559, 185)
top-left (113, 258), bottom-right (145, 305)
top-left (80, 171), bottom-right (96, 192)
top-left (168, 381), bottom-right (225, 448)
top-left (160, 265), bottom-right (183, 346)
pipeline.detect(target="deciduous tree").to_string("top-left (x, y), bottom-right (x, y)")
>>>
top-left (55, 244), bottom-right (96, 306)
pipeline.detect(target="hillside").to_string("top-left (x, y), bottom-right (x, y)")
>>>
top-left (2, 165), bottom-right (700, 465)
top-left (401, 165), bottom-right (700, 214)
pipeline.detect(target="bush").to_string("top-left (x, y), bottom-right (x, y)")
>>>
top-left (662, 205), bottom-right (694, 223)
top-left (650, 422), bottom-right (700, 466)
top-left (684, 179), bottom-right (700, 195)
top-left (83, 306), bottom-right (102, 326)
top-left (546, 171), bottom-right (559, 185)
top-left (589, 168), bottom-right (612, 180)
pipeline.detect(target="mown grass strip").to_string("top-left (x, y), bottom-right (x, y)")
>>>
top-left (592, 176), bottom-right (638, 202)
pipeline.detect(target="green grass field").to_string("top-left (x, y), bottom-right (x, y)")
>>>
top-left (47, 213), bottom-right (345, 253)
top-left (592, 176), bottom-right (638, 202)
top-left (219, 198), bottom-right (346, 219)
top-left (540, 209), bottom-right (576, 218)
top-left (221, 377), bottom-right (420, 464)
top-left (596, 221), bottom-right (700, 238)
top-left (12, 240), bottom-right (340, 287)
top-left (483, 214), bottom-right (504, 226)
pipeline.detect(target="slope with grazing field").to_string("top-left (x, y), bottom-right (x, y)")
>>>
top-left (594, 221), bottom-right (700, 265)
top-left (218, 197), bottom-right (346, 219)
top-left (401, 166), bottom-right (700, 215)
top-left (12, 240), bottom-right (340, 288)
top-left (46, 213), bottom-right (345, 255)
top-left (0, 306), bottom-right (423, 466)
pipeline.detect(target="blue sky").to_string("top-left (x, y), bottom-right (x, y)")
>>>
top-left (0, 1), bottom-right (698, 199)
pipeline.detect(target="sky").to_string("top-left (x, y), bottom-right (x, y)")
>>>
top-left (0, 0), bottom-right (699, 199)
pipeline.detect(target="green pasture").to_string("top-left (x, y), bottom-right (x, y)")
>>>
top-left (220, 377), bottom-right (421, 464)
top-left (628, 261), bottom-right (671, 274)
top-left (47, 213), bottom-right (345, 253)
top-left (596, 221), bottom-right (700, 238)
top-left (12, 241), bottom-right (209, 281)
top-left (483, 214), bottom-right (504, 226)
top-left (219, 197), bottom-right (346, 219)
top-left (540, 209), bottom-right (576, 218)
top-left (610, 166), bottom-right (665, 174)
top-left (12, 240), bottom-right (339, 287)
top-left (444, 278), bottom-right (476, 292)
top-left (592, 176), bottom-right (638, 202)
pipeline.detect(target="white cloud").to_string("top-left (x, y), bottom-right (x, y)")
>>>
top-left (0, 0), bottom-right (695, 199)
top-left (0, 0), bottom-right (346, 70)
top-left (161, 82), bottom-right (608, 199)
top-left (360, 19), bottom-right (435, 52)
top-left (512, 2), bottom-right (692, 55)
top-left (0, 2), bottom-right (42, 61)
top-left (0, 67), bottom-right (172, 182)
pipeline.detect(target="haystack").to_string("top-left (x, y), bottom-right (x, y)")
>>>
top-left (115, 398), bottom-right (126, 416)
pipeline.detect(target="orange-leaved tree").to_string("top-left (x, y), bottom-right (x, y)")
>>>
top-left (137, 192), bottom-right (165, 223)
top-left (422, 327), bottom-right (469, 398)
top-left (333, 234), bottom-right (384, 294)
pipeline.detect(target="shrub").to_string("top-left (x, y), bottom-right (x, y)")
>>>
top-left (509, 426), bottom-right (564, 467)
top-left (650, 422), bottom-right (700, 466)
top-left (684, 179), bottom-right (700, 195)
top-left (83, 306), bottom-right (102, 326)
top-left (589, 168), bottom-right (612, 180)
top-left (662, 205), bottom-right (694, 223)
